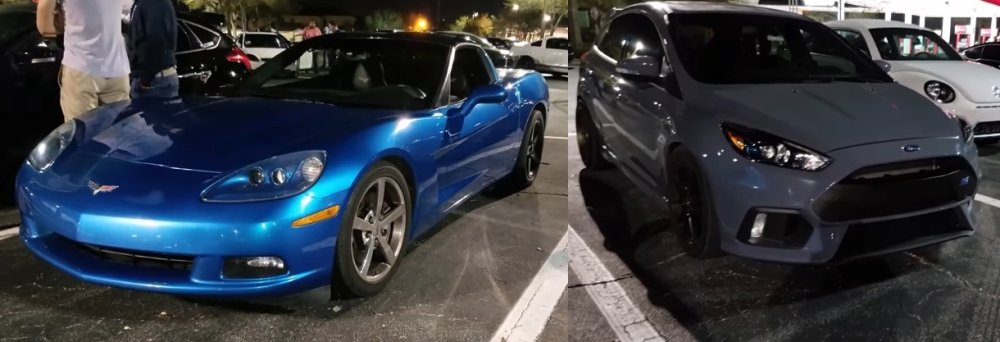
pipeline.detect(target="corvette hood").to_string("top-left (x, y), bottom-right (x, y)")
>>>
top-left (890, 60), bottom-right (1000, 103)
top-left (75, 97), bottom-right (400, 172)
top-left (701, 82), bottom-right (960, 153)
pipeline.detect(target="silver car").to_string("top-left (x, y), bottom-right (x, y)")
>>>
top-left (576, 1), bottom-right (980, 264)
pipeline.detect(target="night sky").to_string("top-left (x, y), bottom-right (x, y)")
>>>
top-left (329, 0), bottom-right (506, 24)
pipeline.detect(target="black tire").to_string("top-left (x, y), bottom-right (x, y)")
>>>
top-left (517, 57), bottom-right (537, 70)
top-left (499, 109), bottom-right (546, 191)
top-left (576, 100), bottom-right (613, 170)
top-left (333, 161), bottom-right (412, 298)
top-left (666, 147), bottom-right (722, 258)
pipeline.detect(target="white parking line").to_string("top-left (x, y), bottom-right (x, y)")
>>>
top-left (544, 136), bottom-right (569, 140)
top-left (568, 226), bottom-right (675, 342)
top-left (976, 193), bottom-right (1000, 209)
top-left (0, 227), bottom-right (18, 241)
top-left (491, 231), bottom-right (568, 342)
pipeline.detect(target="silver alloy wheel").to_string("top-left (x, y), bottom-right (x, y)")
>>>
top-left (350, 176), bottom-right (406, 284)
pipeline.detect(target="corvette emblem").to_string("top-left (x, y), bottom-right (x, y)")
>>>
top-left (88, 181), bottom-right (118, 195)
top-left (993, 86), bottom-right (1000, 98)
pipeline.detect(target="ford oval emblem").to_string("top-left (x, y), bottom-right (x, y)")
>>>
top-left (902, 144), bottom-right (920, 152)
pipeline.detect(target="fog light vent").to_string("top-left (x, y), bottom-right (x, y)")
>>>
top-left (224, 256), bottom-right (287, 279)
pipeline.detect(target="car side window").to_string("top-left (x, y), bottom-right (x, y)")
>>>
top-left (187, 22), bottom-right (220, 48)
top-left (596, 16), bottom-right (629, 61)
top-left (530, 40), bottom-right (542, 47)
top-left (449, 47), bottom-right (493, 103)
top-left (620, 15), bottom-right (664, 61)
top-left (546, 38), bottom-right (570, 50)
top-left (835, 29), bottom-right (870, 56)
top-left (983, 45), bottom-right (1000, 60)
top-left (176, 22), bottom-right (196, 52)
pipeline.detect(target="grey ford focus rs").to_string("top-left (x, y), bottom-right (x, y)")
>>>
top-left (576, 1), bottom-right (980, 264)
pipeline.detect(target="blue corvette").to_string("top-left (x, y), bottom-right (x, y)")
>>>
top-left (15, 32), bottom-right (549, 297)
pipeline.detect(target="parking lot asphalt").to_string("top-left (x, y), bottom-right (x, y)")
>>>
top-left (0, 76), bottom-right (569, 342)
top-left (566, 69), bottom-right (1000, 342)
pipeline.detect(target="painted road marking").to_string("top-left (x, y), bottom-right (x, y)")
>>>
top-left (977, 194), bottom-right (1000, 209)
top-left (568, 226), bottom-right (677, 342)
top-left (0, 227), bottom-right (18, 241)
top-left (491, 231), bottom-right (568, 342)
top-left (544, 136), bottom-right (569, 140)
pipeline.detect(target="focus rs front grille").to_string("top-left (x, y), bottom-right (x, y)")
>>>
top-left (813, 157), bottom-right (976, 222)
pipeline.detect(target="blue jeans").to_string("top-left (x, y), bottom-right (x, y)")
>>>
top-left (131, 74), bottom-right (179, 99)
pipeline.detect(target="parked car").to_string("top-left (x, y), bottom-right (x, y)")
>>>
top-left (511, 36), bottom-right (570, 76)
top-left (435, 31), bottom-right (515, 68)
top-left (0, 4), bottom-right (250, 204)
top-left (827, 19), bottom-right (1000, 142)
top-left (487, 37), bottom-right (515, 50)
top-left (961, 42), bottom-right (1000, 68)
top-left (16, 32), bottom-right (550, 297)
top-left (577, 2), bottom-right (978, 264)
top-left (235, 31), bottom-right (292, 69)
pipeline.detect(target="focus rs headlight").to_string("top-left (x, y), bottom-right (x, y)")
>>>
top-left (201, 151), bottom-right (326, 202)
top-left (28, 120), bottom-right (76, 171)
top-left (925, 81), bottom-right (956, 103)
top-left (722, 123), bottom-right (831, 171)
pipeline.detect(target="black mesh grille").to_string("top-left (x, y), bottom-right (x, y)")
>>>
top-left (974, 121), bottom-right (1000, 135)
top-left (55, 234), bottom-right (194, 271)
top-left (813, 157), bottom-right (976, 222)
top-left (831, 208), bottom-right (972, 263)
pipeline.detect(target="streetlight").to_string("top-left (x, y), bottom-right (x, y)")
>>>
top-left (414, 16), bottom-right (429, 32)
top-left (543, 14), bottom-right (551, 22)
top-left (512, 4), bottom-right (519, 11)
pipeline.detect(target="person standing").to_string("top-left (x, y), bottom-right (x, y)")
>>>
top-left (303, 20), bottom-right (323, 71)
top-left (324, 21), bottom-right (338, 34)
top-left (128, 0), bottom-right (178, 99)
top-left (37, 0), bottom-right (131, 122)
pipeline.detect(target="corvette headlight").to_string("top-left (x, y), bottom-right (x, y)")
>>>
top-left (722, 123), bottom-right (830, 171)
top-left (28, 120), bottom-right (76, 171)
top-left (201, 151), bottom-right (326, 202)
top-left (925, 81), bottom-right (956, 103)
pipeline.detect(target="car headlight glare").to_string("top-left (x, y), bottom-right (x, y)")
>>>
top-left (201, 151), bottom-right (326, 202)
top-left (925, 81), bottom-right (956, 103)
top-left (722, 123), bottom-right (830, 171)
top-left (28, 120), bottom-right (76, 171)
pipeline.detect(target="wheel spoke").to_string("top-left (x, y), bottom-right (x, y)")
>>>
top-left (353, 217), bottom-right (375, 233)
top-left (378, 237), bottom-right (397, 266)
top-left (359, 237), bottom-right (376, 276)
top-left (375, 178), bottom-right (385, 217)
top-left (381, 206), bottom-right (405, 225)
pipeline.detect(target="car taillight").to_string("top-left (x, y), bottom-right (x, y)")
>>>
top-left (226, 47), bottom-right (252, 70)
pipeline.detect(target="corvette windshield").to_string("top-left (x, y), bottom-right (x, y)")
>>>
top-left (239, 38), bottom-right (447, 110)
top-left (869, 28), bottom-right (963, 61)
top-left (669, 13), bottom-right (890, 84)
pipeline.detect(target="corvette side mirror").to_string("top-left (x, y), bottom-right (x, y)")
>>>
top-left (451, 84), bottom-right (507, 117)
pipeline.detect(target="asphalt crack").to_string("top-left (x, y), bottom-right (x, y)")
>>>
top-left (906, 252), bottom-right (1000, 300)
top-left (567, 273), bottom-right (635, 289)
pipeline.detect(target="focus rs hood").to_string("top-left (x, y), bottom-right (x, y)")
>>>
top-left (700, 82), bottom-right (962, 153)
top-left (74, 97), bottom-right (402, 173)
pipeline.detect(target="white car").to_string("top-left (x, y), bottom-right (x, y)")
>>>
top-left (511, 36), bottom-right (570, 76)
top-left (235, 31), bottom-right (291, 69)
top-left (827, 19), bottom-right (1000, 141)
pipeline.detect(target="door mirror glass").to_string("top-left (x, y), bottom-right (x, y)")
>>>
top-left (616, 55), bottom-right (661, 79)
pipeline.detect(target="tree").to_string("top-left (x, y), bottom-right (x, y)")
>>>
top-left (182, 0), bottom-right (297, 35)
top-left (505, 0), bottom-right (568, 36)
top-left (364, 9), bottom-right (405, 31)
top-left (449, 15), bottom-right (494, 36)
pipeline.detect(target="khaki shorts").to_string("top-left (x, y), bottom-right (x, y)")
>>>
top-left (59, 65), bottom-right (129, 121)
